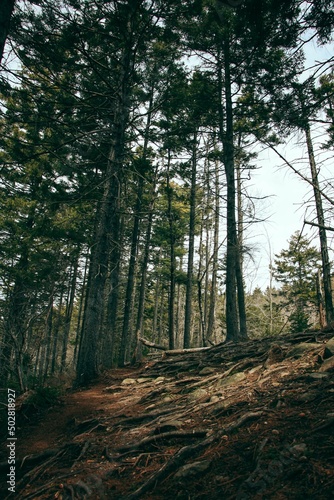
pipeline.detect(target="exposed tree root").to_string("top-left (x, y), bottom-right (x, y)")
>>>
top-left (125, 410), bottom-right (264, 499)
top-left (117, 429), bottom-right (208, 454)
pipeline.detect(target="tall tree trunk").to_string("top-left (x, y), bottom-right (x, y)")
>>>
top-left (0, 0), bottom-right (15, 63)
top-left (217, 42), bottom-right (238, 341)
top-left (103, 213), bottom-right (124, 369)
top-left (131, 215), bottom-right (152, 364)
top-left (153, 271), bottom-right (161, 340)
top-left (120, 87), bottom-right (156, 365)
top-left (73, 253), bottom-right (89, 366)
top-left (197, 205), bottom-right (206, 346)
top-left (118, 176), bottom-right (144, 366)
top-left (51, 285), bottom-right (64, 375)
top-left (236, 133), bottom-right (244, 272)
top-left (75, 3), bottom-right (139, 382)
top-left (207, 158), bottom-right (220, 342)
top-left (316, 268), bottom-right (326, 329)
top-left (44, 294), bottom-right (54, 379)
top-left (166, 151), bottom-right (175, 350)
top-left (61, 257), bottom-right (78, 372)
top-left (184, 132), bottom-right (198, 348)
top-left (235, 134), bottom-right (247, 339)
top-left (218, 37), bottom-right (247, 342)
top-left (304, 123), bottom-right (334, 325)
top-left (76, 108), bottom-right (127, 385)
top-left (1, 250), bottom-right (29, 389)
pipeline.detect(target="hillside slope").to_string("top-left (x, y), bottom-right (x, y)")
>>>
top-left (1, 330), bottom-right (334, 499)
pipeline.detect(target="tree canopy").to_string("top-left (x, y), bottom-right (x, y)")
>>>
top-left (0, 0), bottom-right (333, 389)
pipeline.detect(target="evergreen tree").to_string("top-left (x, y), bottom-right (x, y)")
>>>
top-left (272, 232), bottom-right (322, 332)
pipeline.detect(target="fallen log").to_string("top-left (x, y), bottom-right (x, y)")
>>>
top-left (164, 347), bottom-right (212, 356)
top-left (139, 337), bottom-right (167, 351)
top-left (139, 338), bottom-right (212, 355)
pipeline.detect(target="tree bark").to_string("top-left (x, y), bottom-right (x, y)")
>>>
top-left (304, 123), bottom-right (334, 325)
top-left (217, 37), bottom-right (247, 342)
top-left (76, 70), bottom-right (130, 385)
top-left (61, 257), bottom-right (78, 372)
top-left (118, 175), bottom-right (144, 367)
top-left (184, 132), bottom-right (198, 348)
top-left (218, 40), bottom-right (239, 341)
top-left (207, 157), bottom-right (220, 342)
top-left (0, 0), bottom-right (15, 63)
top-left (166, 150), bottom-right (176, 350)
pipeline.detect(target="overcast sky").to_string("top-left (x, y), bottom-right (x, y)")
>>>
top-left (243, 36), bottom-right (334, 291)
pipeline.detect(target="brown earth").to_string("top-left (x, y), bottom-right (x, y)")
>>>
top-left (1, 330), bottom-right (334, 499)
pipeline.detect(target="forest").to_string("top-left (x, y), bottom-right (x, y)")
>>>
top-left (0, 0), bottom-right (334, 393)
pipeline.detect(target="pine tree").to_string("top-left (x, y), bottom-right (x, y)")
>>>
top-left (272, 232), bottom-right (322, 333)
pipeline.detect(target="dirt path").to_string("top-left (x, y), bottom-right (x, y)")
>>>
top-left (15, 368), bottom-right (142, 458)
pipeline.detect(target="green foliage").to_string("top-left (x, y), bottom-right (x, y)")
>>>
top-left (25, 386), bottom-right (63, 410)
top-left (246, 286), bottom-right (286, 338)
top-left (0, 0), bottom-right (333, 382)
top-left (272, 232), bottom-right (322, 332)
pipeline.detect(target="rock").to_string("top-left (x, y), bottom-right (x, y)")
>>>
top-left (189, 388), bottom-right (208, 401)
top-left (162, 396), bottom-right (173, 403)
top-left (324, 336), bottom-right (334, 356)
top-left (265, 344), bottom-right (285, 366)
top-left (289, 443), bottom-right (307, 457)
top-left (199, 367), bottom-right (216, 376)
top-left (136, 378), bottom-right (152, 384)
top-left (217, 372), bottom-right (246, 387)
top-left (319, 356), bottom-right (334, 372)
top-left (154, 376), bottom-right (166, 384)
top-left (153, 420), bottom-right (183, 434)
top-left (294, 391), bottom-right (317, 402)
top-left (304, 372), bottom-right (329, 381)
top-left (286, 343), bottom-right (320, 358)
top-left (121, 378), bottom-right (137, 385)
top-left (174, 460), bottom-right (211, 479)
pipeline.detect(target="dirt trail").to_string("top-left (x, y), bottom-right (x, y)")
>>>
top-left (15, 368), bottom-right (142, 457)
top-left (1, 332), bottom-right (334, 499)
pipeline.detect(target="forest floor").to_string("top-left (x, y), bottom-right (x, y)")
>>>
top-left (1, 330), bottom-right (334, 499)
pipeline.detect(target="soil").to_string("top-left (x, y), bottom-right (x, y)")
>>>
top-left (1, 330), bottom-right (334, 499)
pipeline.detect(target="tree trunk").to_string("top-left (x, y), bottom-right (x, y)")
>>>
top-left (61, 257), bottom-right (78, 372)
top-left (235, 134), bottom-right (247, 339)
top-left (73, 253), bottom-right (89, 366)
top-left (44, 294), bottom-right (54, 379)
top-left (197, 204), bottom-right (206, 346)
top-left (76, 108), bottom-right (127, 385)
top-left (304, 123), bottom-right (334, 325)
top-left (118, 176), bottom-right (144, 366)
top-left (316, 268), bottom-right (326, 329)
top-left (120, 86), bottom-right (156, 365)
top-left (0, 0), bottom-right (15, 63)
top-left (166, 151), bottom-right (176, 350)
top-left (1, 250), bottom-right (29, 389)
top-left (207, 158), bottom-right (220, 342)
top-left (51, 282), bottom-right (65, 375)
top-left (184, 132), bottom-right (198, 348)
top-left (153, 251), bottom-right (162, 339)
top-left (132, 189), bottom-right (156, 364)
top-left (217, 41), bottom-right (238, 341)
top-left (217, 37), bottom-right (247, 342)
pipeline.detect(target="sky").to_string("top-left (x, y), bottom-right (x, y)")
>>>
top-left (243, 36), bottom-right (334, 291)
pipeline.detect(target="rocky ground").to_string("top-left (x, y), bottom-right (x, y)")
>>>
top-left (1, 330), bottom-right (334, 499)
